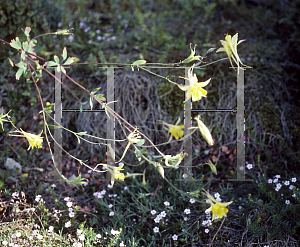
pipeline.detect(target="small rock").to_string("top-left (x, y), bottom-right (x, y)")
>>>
top-left (7, 176), bottom-right (19, 184)
top-left (4, 158), bottom-right (22, 175)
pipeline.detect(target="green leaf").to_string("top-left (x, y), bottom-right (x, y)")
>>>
top-left (47, 61), bottom-right (58, 67)
top-left (8, 58), bottom-right (14, 67)
top-left (134, 150), bottom-right (142, 162)
top-left (21, 51), bottom-right (26, 60)
top-left (77, 131), bottom-right (87, 135)
top-left (56, 65), bottom-right (61, 73)
top-left (205, 47), bottom-right (216, 56)
top-left (63, 57), bottom-right (76, 65)
top-left (22, 42), bottom-right (30, 52)
top-left (96, 94), bottom-right (106, 101)
top-left (67, 173), bottom-right (87, 185)
top-left (62, 47), bottom-right (67, 60)
top-left (61, 66), bottom-right (66, 74)
top-left (24, 27), bottom-right (31, 37)
top-left (10, 37), bottom-right (22, 50)
top-left (132, 59), bottom-right (147, 65)
top-left (16, 68), bottom-right (24, 80)
top-left (91, 87), bottom-right (100, 95)
top-left (54, 55), bottom-right (60, 64)
top-left (136, 139), bottom-right (145, 146)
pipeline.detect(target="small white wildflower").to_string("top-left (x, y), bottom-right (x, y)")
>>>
top-left (69, 211), bottom-right (75, 218)
top-left (97, 36), bottom-right (103, 41)
top-left (73, 242), bottom-right (82, 247)
top-left (292, 194), bottom-right (296, 198)
top-left (37, 234), bottom-right (43, 240)
top-left (48, 226), bottom-right (54, 233)
top-left (190, 198), bottom-right (196, 204)
top-left (172, 234), bottom-right (178, 240)
top-left (164, 201), bottom-right (170, 206)
top-left (246, 163), bottom-right (253, 169)
top-left (238, 206), bottom-right (242, 210)
top-left (268, 179), bottom-right (272, 184)
top-left (108, 204), bottom-right (113, 208)
top-left (182, 173), bottom-right (188, 179)
top-left (111, 229), bottom-right (120, 235)
top-left (2, 241), bottom-right (8, 246)
top-left (273, 178), bottom-right (278, 183)
top-left (65, 221), bottom-right (71, 228)
top-left (205, 229), bottom-right (209, 233)
top-left (12, 192), bottom-right (19, 198)
top-left (78, 234), bottom-right (85, 241)
top-left (84, 27), bottom-right (91, 33)
top-left (79, 22), bottom-right (86, 29)
top-left (15, 232), bottom-right (21, 237)
top-left (95, 234), bottom-right (102, 239)
top-left (66, 201), bottom-right (73, 207)
top-left (275, 183), bottom-right (282, 191)
top-left (184, 208), bottom-right (191, 214)
top-left (285, 200), bottom-right (290, 205)
top-left (289, 185), bottom-right (294, 190)
top-left (275, 175), bottom-right (281, 179)
top-left (64, 197), bottom-right (70, 201)
top-left (119, 241), bottom-right (126, 247)
top-left (107, 184), bottom-right (113, 189)
top-left (151, 210), bottom-right (157, 215)
top-left (153, 227), bottom-right (159, 233)
top-left (124, 186), bottom-right (128, 190)
top-left (109, 211), bottom-right (115, 216)
top-left (291, 177), bottom-right (297, 182)
top-left (50, 184), bottom-right (56, 188)
top-left (96, 30), bottom-right (101, 34)
top-left (35, 195), bottom-right (42, 202)
top-left (160, 211), bottom-right (166, 217)
top-left (68, 36), bottom-right (74, 42)
top-left (154, 217), bottom-right (160, 223)
top-left (284, 181), bottom-right (290, 186)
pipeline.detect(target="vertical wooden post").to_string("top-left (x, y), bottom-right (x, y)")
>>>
top-left (106, 67), bottom-right (115, 182)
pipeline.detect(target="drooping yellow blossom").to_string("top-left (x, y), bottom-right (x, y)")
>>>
top-left (102, 163), bottom-right (125, 186)
top-left (202, 189), bottom-right (233, 221)
top-left (164, 151), bottom-right (186, 168)
top-left (117, 127), bottom-right (144, 163)
top-left (194, 115), bottom-right (214, 146)
top-left (9, 129), bottom-right (43, 150)
top-left (216, 33), bottom-right (247, 74)
top-left (159, 117), bottom-right (184, 142)
top-left (0, 109), bottom-right (11, 131)
top-left (178, 65), bottom-right (211, 102)
top-left (128, 127), bottom-right (142, 144)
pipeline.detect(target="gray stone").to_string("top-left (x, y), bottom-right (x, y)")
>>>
top-left (4, 158), bottom-right (22, 174)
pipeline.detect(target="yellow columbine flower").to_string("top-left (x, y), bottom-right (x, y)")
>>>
top-left (216, 33), bottom-right (247, 73)
top-left (202, 189), bottom-right (233, 221)
top-left (178, 65), bottom-right (211, 102)
top-left (164, 151), bottom-right (186, 168)
top-left (128, 127), bottom-right (142, 144)
top-left (0, 109), bottom-right (11, 131)
top-left (102, 163), bottom-right (125, 186)
top-left (194, 115), bottom-right (214, 146)
top-left (159, 117), bottom-right (184, 142)
top-left (9, 129), bottom-right (43, 150)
